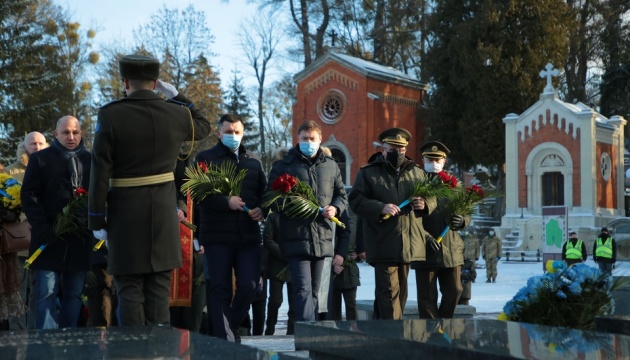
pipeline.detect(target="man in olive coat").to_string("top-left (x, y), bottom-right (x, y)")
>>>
top-left (349, 128), bottom-right (436, 320)
top-left (413, 141), bottom-right (470, 319)
top-left (88, 54), bottom-right (211, 326)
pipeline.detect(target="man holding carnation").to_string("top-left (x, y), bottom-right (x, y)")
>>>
top-left (349, 128), bottom-right (436, 320)
top-left (22, 116), bottom-right (92, 329)
top-left (413, 141), bottom-right (470, 319)
top-left (266, 120), bottom-right (347, 323)
top-left (196, 114), bottom-right (266, 342)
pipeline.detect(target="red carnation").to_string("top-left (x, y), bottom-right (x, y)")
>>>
top-left (198, 161), bottom-right (209, 173)
top-left (470, 185), bottom-right (485, 198)
top-left (437, 171), bottom-right (457, 188)
top-left (75, 187), bottom-right (88, 196)
top-left (272, 174), bottom-right (298, 194)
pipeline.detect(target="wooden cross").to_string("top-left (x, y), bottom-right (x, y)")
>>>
top-left (539, 63), bottom-right (559, 93)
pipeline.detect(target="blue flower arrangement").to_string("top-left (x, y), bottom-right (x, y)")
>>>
top-left (498, 261), bottom-right (627, 329)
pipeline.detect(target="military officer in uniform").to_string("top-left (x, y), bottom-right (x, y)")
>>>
top-left (88, 54), bottom-right (211, 326)
top-left (413, 141), bottom-right (469, 319)
top-left (349, 128), bottom-right (436, 320)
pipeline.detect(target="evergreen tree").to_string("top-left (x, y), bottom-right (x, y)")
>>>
top-left (424, 0), bottom-right (573, 168)
top-left (0, 0), bottom-right (96, 137)
top-left (223, 70), bottom-right (258, 151)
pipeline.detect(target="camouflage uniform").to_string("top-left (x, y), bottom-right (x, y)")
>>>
top-left (481, 234), bottom-right (502, 282)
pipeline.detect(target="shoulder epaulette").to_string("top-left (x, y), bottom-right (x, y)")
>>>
top-left (99, 99), bottom-right (122, 109)
top-left (166, 98), bottom-right (194, 109)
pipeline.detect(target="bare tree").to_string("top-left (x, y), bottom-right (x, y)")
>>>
top-left (239, 8), bottom-right (284, 166)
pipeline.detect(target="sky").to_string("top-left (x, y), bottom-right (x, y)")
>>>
top-left (59, 0), bottom-right (294, 89)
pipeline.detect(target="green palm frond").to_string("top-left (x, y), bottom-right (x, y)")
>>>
top-left (262, 176), bottom-right (321, 222)
top-left (411, 175), bottom-right (452, 200)
top-left (181, 161), bottom-right (248, 202)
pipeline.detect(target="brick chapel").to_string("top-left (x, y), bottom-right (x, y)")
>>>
top-left (292, 52), bottom-right (429, 185)
top-left (499, 64), bottom-right (627, 251)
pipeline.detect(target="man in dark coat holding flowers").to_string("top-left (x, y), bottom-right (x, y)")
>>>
top-left (88, 54), bottom-right (210, 326)
top-left (22, 116), bottom-right (93, 329)
top-left (349, 128), bottom-right (436, 320)
top-left (413, 141), bottom-right (470, 319)
top-left (266, 120), bottom-right (347, 323)
top-left (195, 114), bottom-right (266, 342)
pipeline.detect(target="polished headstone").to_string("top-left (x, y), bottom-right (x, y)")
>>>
top-left (0, 326), bottom-right (271, 359)
top-left (612, 276), bottom-right (630, 316)
top-left (295, 319), bottom-right (630, 359)
top-left (356, 300), bottom-right (475, 320)
top-left (595, 315), bottom-right (630, 336)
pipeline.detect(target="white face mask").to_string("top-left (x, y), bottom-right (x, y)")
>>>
top-left (424, 161), bottom-right (444, 173)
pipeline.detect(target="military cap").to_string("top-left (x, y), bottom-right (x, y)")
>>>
top-left (420, 140), bottom-right (450, 159)
top-left (378, 128), bottom-right (411, 147)
top-left (119, 54), bottom-right (159, 80)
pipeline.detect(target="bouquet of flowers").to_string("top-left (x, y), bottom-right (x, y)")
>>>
top-left (54, 187), bottom-right (89, 237)
top-left (262, 173), bottom-right (345, 229)
top-left (26, 187), bottom-right (90, 268)
top-left (0, 173), bottom-right (22, 223)
top-left (180, 161), bottom-right (247, 202)
top-left (381, 173), bottom-right (453, 221)
top-left (498, 261), bottom-right (630, 330)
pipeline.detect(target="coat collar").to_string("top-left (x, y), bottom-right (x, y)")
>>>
top-left (123, 89), bottom-right (162, 101)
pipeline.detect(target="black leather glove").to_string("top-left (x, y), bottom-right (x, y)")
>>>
top-left (427, 235), bottom-right (441, 252)
top-left (450, 214), bottom-right (465, 230)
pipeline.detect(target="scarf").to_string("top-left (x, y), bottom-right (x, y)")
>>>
top-left (51, 138), bottom-right (86, 189)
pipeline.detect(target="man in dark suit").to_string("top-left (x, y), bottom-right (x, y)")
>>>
top-left (196, 114), bottom-right (266, 342)
top-left (88, 54), bottom-right (211, 326)
top-left (22, 116), bottom-right (93, 329)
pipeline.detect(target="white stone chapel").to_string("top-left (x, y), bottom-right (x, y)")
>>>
top-left (499, 64), bottom-right (627, 252)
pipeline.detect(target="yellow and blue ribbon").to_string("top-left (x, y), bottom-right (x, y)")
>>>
top-left (24, 245), bottom-right (46, 269)
top-left (381, 198), bottom-right (411, 221)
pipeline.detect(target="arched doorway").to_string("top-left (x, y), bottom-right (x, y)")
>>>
top-left (331, 148), bottom-right (347, 185)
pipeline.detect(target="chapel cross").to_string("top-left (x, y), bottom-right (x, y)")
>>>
top-left (329, 30), bottom-right (337, 47)
top-left (539, 63), bottom-right (559, 93)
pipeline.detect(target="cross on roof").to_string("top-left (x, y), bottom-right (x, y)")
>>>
top-left (539, 63), bottom-right (559, 93)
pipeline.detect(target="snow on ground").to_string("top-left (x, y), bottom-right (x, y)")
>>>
top-left (270, 259), bottom-right (630, 322)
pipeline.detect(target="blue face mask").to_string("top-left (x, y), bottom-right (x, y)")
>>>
top-left (299, 141), bottom-right (320, 157)
top-left (221, 133), bottom-right (242, 150)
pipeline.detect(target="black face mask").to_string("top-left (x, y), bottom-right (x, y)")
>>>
top-left (386, 151), bottom-right (405, 168)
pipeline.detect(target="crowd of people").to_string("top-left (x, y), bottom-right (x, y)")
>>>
top-left (0, 53), bottom-right (619, 340)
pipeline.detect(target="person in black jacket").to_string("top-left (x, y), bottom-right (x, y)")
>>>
top-left (196, 114), bottom-right (266, 342)
top-left (22, 116), bottom-right (93, 330)
top-left (266, 120), bottom-right (347, 322)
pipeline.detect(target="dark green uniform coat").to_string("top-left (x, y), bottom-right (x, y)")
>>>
top-left (88, 90), bottom-right (210, 275)
top-left (348, 153), bottom-right (436, 264)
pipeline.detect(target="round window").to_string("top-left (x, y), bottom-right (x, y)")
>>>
top-left (317, 90), bottom-right (346, 124)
